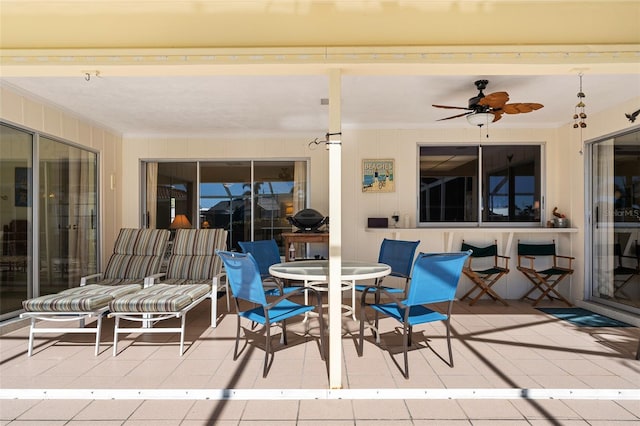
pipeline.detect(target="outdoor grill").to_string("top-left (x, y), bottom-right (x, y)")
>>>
top-left (286, 208), bottom-right (328, 232)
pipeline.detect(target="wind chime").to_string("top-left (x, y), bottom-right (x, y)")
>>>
top-left (573, 73), bottom-right (587, 129)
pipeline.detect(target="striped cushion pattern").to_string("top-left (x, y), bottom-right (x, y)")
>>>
top-left (23, 284), bottom-right (141, 312)
top-left (109, 284), bottom-right (209, 313)
top-left (161, 278), bottom-right (212, 286)
top-left (102, 228), bottom-right (169, 280)
top-left (61, 284), bottom-right (142, 297)
top-left (103, 254), bottom-right (163, 280)
top-left (166, 255), bottom-right (215, 281)
top-left (142, 283), bottom-right (210, 299)
top-left (112, 228), bottom-right (170, 256)
top-left (172, 229), bottom-right (226, 255)
top-left (81, 278), bottom-right (144, 287)
top-left (166, 229), bottom-right (227, 280)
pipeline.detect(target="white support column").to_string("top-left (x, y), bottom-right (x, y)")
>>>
top-left (327, 68), bottom-right (342, 389)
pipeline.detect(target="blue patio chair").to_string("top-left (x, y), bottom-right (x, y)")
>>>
top-left (216, 250), bottom-right (326, 377)
top-left (238, 239), bottom-right (300, 296)
top-left (355, 238), bottom-right (420, 297)
top-left (358, 250), bottom-right (471, 378)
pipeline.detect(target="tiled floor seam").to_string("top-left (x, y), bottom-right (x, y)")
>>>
top-left (2, 388), bottom-right (639, 401)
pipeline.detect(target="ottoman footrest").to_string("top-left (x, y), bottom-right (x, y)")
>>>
top-left (20, 284), bottom-right (142, 356)
top-left (108, 283), bottom-right (211, 356)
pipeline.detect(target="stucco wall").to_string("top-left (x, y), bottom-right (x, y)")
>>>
top-left (119, 124), bottom-right (579, 301)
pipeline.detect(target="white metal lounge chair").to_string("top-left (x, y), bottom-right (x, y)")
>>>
top-left (108, 228), bottom-right (228, 355)
top-left (20, 228), bottom-right (170, 356)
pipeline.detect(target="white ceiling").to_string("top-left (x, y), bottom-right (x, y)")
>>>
top-left (3, 73), bottom-right (640, 138)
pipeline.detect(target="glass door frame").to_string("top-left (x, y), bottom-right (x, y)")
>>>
top-left (0, 121), bottom-right (100, 321)
top-left (585, 124), bottom-right (640, 315)
top-left (142, 159), bottom-right (310, 254)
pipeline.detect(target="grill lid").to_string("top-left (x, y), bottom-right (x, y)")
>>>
top-left (286, 208), bottom-right (328, 232)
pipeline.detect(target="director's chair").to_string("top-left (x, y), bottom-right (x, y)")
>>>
top-left (517, 240), bottom-right (574, 306)
top-left (460, 240), bottom-right (510, 306)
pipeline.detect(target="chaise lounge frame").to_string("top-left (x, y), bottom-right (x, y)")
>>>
top-left (20, 228), bottom-right (170, 356)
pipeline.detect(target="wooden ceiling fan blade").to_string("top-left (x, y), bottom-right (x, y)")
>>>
top-left (492, 112), bottom-right (503, 122)
top-left (503, 102), bottom-right (544, 114)
top-left (436, 111), bottom-right (473, 121)
top-left (502, 104), bottom-right (522, 114)
top-left (478, 91), bottom-right (509, 108)
top-left (432, 104), bottom-right (471, 110)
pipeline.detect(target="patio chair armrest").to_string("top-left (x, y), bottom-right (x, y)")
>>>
top-left (519, 255), bottom-right (536, 269)
top-left (211, 268), bottom-right (231, 291)
top-left (266, 286), bottom-right (322, 310)
top-left (556, 254), bottom-right (575, 269)
top-left (263, 276), bottom-right (285, 292)
top-left (497, 255), bottom-right (510, 269)
top-left (358, 284), bottom-right (379, 303)
top-left (80, 273), bottom-right (103, 286)
top-left (375, 275), bottom-right (387, 286)
top-left (145, 272), bottom-right (166, 288)
top-left (359, 285), bottom-right (403, 307)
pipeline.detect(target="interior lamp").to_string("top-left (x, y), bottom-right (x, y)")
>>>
top-left (466, 112), bottom-right (494, 127)
top-left (170, 214), bottom-right (192, 229)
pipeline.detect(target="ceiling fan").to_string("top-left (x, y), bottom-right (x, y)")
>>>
top-left (433, 79), bottom-right (544, 125)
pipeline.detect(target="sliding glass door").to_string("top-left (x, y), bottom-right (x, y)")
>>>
top-left (0, 124), bottom-right (98, 320)
top-left (0, 124), bottom-right (33, 319)
top-left (39, 137), bottom-right (98, 296)
top-left (200, 162), bottom-right (251, 250)
top-left (588, 128), bottom-right (640, 312)
top-left (145, 160), bottom-right (307, 254)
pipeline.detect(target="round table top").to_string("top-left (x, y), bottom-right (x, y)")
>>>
top-left (269, 259), bottom-right (391, 281)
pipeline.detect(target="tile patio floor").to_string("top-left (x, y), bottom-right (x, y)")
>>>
top-left (1, 296), bottom-right (639, 425)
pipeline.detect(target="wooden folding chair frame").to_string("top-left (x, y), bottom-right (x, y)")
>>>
top-left (517, 240), bottom-right (574, 307)
top-left (460, 240), bottom-right (510, 306)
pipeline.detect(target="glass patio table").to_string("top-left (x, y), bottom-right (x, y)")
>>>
top-left (269, 260), bottom-right (391, 319)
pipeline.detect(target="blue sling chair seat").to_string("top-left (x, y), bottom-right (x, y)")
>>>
top-left (216, 250), bottom-right (326, 377)
top-left (358, 250), bottom-right (471, 379)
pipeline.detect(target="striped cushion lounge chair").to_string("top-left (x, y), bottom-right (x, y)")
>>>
top-left (20, 228), bottom-right (170, 356)
top-left (109, 283), bottom-right (211, 356)
top-left (108, 228), bottom-right (228, 355)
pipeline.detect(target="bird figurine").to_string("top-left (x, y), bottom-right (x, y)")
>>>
top-left (625, 108), bottom-right (640, 123)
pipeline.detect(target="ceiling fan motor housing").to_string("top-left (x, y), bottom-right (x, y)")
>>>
top-left (469, 80), bottom-right (489, 109)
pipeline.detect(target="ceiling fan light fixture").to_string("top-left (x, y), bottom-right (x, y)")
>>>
top-left (466, 112), bottom-right (494, 127)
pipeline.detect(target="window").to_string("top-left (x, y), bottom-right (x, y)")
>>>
top-left (419, 144), bottom-right (542, 226)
